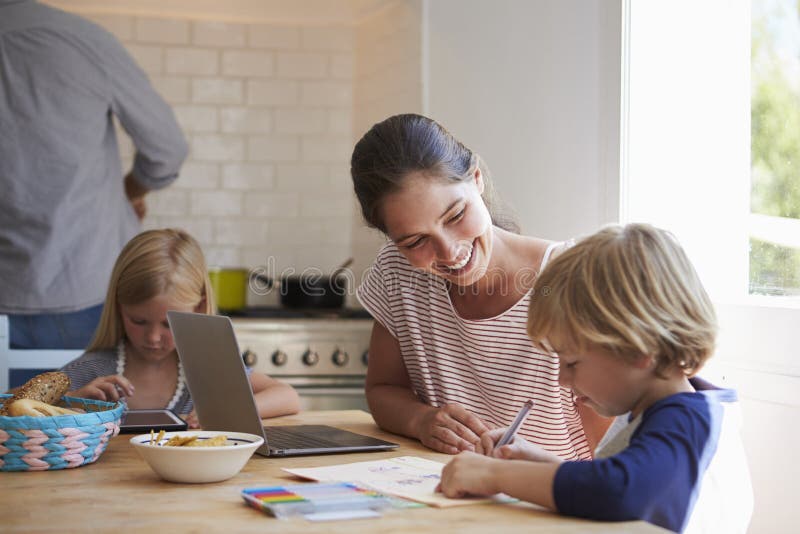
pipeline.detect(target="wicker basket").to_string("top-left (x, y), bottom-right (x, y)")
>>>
top-left (0, 395), bottom-right (124, 472)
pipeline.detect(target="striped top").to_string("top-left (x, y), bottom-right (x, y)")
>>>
top-left (60, 350), bottom-right (194, 415)
top-left (357, 242), bottom-right (591, 460)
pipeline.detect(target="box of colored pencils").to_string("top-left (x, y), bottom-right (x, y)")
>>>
top-left (241, 482), bottom-right (392, 519)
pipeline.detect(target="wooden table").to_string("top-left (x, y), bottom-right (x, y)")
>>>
top-left (1, 411), bottom-right (664, 533)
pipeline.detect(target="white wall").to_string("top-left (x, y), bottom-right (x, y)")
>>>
top-left (425, 2), bottom-right (793, 533)
top-left (47, 2), bottom-right (358, 303)
top-left (424, 0), bottom-right (622, 241)
top-left (50, 0), bottom-right (420, 307)
top-left (350, 0), bottom-right (424, 298)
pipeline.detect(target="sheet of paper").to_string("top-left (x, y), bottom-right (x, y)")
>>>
top-left (283, 455), bottom-right (512, 508)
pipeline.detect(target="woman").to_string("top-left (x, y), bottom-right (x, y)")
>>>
top-left (352, 114), bottom-right (609, 459)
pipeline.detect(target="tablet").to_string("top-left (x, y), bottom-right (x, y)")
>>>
top-left (119, 409), bottom-right (187, 434)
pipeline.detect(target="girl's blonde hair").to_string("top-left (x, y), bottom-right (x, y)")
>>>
top-left (86, 228), bottom-right (214, 351)
top-left (527, 223), bottom-right (716, 377)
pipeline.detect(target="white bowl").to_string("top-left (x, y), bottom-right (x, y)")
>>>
top-left (130, 430), bottom-right (264, 483)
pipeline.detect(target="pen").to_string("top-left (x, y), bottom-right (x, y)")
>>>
top-left (496, 400), bottom-right (534, 447)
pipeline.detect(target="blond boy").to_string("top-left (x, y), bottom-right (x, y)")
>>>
top-left (439, 223), bottom-right (752, 533)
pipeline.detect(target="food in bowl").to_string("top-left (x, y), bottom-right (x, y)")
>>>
top-left (130, 430), bottom-right (264, 483)
top-left (163, 434), bottom-right (228, 447)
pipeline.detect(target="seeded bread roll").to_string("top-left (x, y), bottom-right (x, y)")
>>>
top-left (0, 371), bottom-right (71, 415)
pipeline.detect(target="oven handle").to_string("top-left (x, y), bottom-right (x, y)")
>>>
top-left (279, 376), bottom-right (365, 388)
top-left (292, 387), bottom-right (365, 397)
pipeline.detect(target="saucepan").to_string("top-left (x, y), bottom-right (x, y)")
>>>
top-left (209, 259), bottom-right (353, 312)
top-left (253, 258), bottom-right (353, 309)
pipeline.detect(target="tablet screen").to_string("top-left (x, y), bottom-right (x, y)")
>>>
top-left (120, 409), bottom-right (187, 433)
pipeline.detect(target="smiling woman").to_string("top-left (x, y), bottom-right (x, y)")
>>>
top-left (380, 164), bottom-right (492, 288)
top-left (350, 113), bottom-right (612, 458)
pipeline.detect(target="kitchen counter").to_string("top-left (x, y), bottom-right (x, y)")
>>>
top-left (1, 411), bottom-right (665, 533)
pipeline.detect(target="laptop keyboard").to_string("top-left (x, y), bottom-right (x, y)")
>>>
top-left (264, 426), bottom-right (340, 450)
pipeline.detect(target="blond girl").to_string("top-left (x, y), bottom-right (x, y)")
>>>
top-left (61, 229), bottom-right (300, 425)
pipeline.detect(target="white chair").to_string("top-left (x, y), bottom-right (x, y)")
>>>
top-left (0, 315), bottom-right (82, 392)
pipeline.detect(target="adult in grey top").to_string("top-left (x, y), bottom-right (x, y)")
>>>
top-left (0, 1), bottom-right (188, 348)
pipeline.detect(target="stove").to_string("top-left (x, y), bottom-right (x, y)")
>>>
top-left (226, 306), bottom-right (372, 320)
top-left (226, 307), bottom-right (374, 412)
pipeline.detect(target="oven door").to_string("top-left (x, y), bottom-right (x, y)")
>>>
top-left (280, 376), bottom-right (368, 412)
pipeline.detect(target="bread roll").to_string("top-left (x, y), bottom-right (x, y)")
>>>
top-left (6, 398), bottom-right (80, 417)
top-left (0, 371), bottom-right (71, 415)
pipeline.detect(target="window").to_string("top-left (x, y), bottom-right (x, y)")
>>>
top-left (622, 0), bottom-right (797, 401)
top-left (750, 0), bottom-right (800, 299)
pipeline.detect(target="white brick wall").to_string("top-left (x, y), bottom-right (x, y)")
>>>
top-left (193, 21), bottom-right (246, 48)
top-left (351, 0), bottom-right (424, 292)
top-left (166, 48), bottom-right (219, 75)
top-left (135, 18), bottom-right (190, 45)
top-left (247, 80), bottom-right (299, 106)
top-left (191, 78), bottom-right (243, 104)
top-left (66, 7), bottom-right (418, 285)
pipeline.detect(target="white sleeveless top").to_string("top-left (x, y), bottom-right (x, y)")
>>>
top-left (357, 241), bottom-right (591, 460)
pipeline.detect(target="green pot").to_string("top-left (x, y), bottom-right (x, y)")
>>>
top-left (208, 267), bottom-right (249, 311)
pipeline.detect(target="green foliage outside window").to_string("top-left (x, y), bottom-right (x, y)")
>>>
top-left (750, 0), bottom-right (800, 296)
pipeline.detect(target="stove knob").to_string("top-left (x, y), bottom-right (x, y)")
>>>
top-left (331, 349), bottom-right (349, 367)
top-left (242, 349), bottom-right (257, 367)
top-left (271, 350), bottom-right (288, 367)
top-left (361, 350), bottom-right (369, 366)
top-left (302, 349), bottom-right (319, 366)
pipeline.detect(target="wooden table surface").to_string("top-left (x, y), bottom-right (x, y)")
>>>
top-left (1, 411), bottom-right (665, 533)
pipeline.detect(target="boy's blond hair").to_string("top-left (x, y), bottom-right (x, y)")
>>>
top-left (527, 223), bottom-right (716, 377)
top-left (86, 228), bottom-right (215, 352)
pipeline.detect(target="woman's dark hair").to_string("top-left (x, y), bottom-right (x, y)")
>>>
top-left (350, 113), bottom-right (519, 234)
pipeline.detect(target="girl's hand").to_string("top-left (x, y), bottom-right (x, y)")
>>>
top-left (437, 451), bottom-right (501, 498)
top-left (185, 410), bottom-right (200, 429)
top-left (69, 375), bottom-right (135, 403)
top-left (416, 403), bottom-right (493, 454)
top-left (479, 428), bottom-right (562, 463)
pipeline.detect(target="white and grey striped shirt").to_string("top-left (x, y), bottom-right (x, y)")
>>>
top-left (357, 242), bottom-right (591, 460)
top-left (60, 350), bottom-right (194, 415)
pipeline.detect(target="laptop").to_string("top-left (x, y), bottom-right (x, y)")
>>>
top-left (166, 311), bottom-right (398, 457)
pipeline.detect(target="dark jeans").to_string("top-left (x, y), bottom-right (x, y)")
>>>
top-left (8, 303), bottom-right (104, 349)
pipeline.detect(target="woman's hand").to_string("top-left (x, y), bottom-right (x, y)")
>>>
top-left (478, 428), bottom-right (563, 463)
top-left (69, 375), bottom-right (134, 403)
top-left (437, 451), bottom-right (501, 498)
top-left (416, 403), bottom-right (493, 454)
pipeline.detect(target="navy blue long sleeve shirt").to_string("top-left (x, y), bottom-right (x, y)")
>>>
top-left (553, 380), bottom-right (752, 533)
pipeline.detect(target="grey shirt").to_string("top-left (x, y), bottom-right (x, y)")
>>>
top-left (0, 0), bottom-right (188, 313)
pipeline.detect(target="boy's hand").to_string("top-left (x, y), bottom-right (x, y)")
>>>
top-left (437, 451), bottom-right (501, 498)
top-left (417, 403), bottom-right (493, 454)
top-left (70, 375), bottom-right (135, 402)
top-left (478, 428), bottom-right (563, 463)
